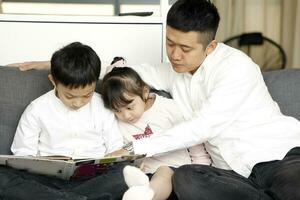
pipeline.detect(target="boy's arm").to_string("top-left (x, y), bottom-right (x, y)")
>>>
top-left (102, 112), bottom-right (124, 154)
top-left (7, 61), bottom-right (50, 71)
top-left (11, 104), bottom-right (40, 156)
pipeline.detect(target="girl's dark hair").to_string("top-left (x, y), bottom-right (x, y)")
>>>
top-left (110, 57), bottom-right (125, 65)
top-left (101, 67), bottom-right (149, 110)
top-left (167, 0), bottom-right (220, 48)
top-left (51, 42), bottom-right (101, 88)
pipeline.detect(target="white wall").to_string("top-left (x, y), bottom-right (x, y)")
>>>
top-left (2, 2), bottom-right (114, 16)
top-left (1, 2), bottom-right (163, 16)
top-left (0, 14), bottom-right (165, 77)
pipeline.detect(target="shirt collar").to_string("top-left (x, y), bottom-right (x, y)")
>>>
top-left (201, 43), bottom-right (219, 70)
top-left (190, 43), bottom-right (220, 80)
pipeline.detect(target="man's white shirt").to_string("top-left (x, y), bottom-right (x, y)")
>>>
top-left (11, 90), bottom-right (123, 159)
top-left (131, 43), bottom-right (300, 177)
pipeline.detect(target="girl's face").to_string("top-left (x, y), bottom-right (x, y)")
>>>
top-left (113, 93), bottom-right (147, 124)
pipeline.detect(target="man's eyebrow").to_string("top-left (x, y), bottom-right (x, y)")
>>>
top-left (166, 37), bottom-right (192, 48)
top-left (166, 37), bottom-right (172, 42)
top-left (181, 45), bottom-right (192, 49)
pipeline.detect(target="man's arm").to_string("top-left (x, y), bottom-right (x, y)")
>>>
top-left (7, 61), bottom-right (50, 71)
top-left (132, 57), bottom-right (263, 156)
top-left (130, 63), bottom-right (174, 92)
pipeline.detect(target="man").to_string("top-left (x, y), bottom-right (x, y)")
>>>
top-left (126, 0), bottom-right (300, 200)
top-left (11, 0), bottom-right (300, 199)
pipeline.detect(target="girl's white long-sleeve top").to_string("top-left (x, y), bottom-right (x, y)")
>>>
top-left (118, 94), bottom-right (211, 173)
top-left (131, 43), bottom-right (300, 177)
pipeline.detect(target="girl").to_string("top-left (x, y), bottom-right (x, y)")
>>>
top-left (101, 65), bottom-right (211, 200)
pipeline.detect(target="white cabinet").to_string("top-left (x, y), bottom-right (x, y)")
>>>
top-left (0, 14), bottom-right (165, 76)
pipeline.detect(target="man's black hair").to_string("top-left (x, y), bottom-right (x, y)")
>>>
top-left (167, 0), bottom-right (220, 48)
top-left (51, 42), bottom-right (101, 88)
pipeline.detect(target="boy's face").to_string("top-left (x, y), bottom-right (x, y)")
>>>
top-left (113, 93), bottom-right (146, 124)
top-left (166, 26), bottom-right (216, 75)
top-left (49, 75), bottom-right (96, 110)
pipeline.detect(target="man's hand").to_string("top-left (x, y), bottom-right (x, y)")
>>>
top-left (7, 61), bottom-right (51, 71)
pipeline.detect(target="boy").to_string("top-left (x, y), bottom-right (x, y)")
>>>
top-left (5, 42), bottom-right (127, 200)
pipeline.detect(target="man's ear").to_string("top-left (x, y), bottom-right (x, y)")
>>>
top-left (206, 40), bottom-right (218, 55)
top-left (48, 74), bottom-right (56, 87)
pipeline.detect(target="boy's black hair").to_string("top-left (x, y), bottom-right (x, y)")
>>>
top-left (51, 42), bottom-right (101, 88)
top-left (101, 67), bottom-right (148, 111)
top-left (167, 0), bottom-right (220, 48)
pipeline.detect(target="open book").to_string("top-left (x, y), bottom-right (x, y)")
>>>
top-left (0, 154), bottom-right (146, 180)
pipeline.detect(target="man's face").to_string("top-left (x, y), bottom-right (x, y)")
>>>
top-left (55, 82), bottom-right (96, 110)
top-left (166, 26), bottom-right (209, 74)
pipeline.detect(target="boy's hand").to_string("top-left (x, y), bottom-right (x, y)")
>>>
top-left (105, 148), bottom-right (131, 157)
top-left (7, 61), bottom-right (51, 71)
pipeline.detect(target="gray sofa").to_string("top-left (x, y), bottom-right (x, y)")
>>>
top-left (1, 66), bottom-right (300, 155)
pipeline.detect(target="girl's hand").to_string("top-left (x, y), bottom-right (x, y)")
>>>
top-left (105, 148), bottom-right (131, 157)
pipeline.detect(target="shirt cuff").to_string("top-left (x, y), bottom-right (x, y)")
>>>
top-left (132, 139), bottom-right (155, 157)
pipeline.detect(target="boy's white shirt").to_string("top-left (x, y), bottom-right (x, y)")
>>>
top-left (130, 43), bottom-right (300, 177)
top-left (11, 90), bottom-right (123, 159)
top-left (118, 94), bottom-right (211, 173)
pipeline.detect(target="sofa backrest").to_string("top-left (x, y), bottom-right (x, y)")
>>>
top-left (263, 69), bottom-right (300, 120)
top-left (0, 66), bottom-right (300, 155)
top-left (0, 67), bottom-right (52, 154)
top-left (0, 66), bottom-right (102, 154)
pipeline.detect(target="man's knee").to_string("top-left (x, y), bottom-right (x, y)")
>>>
top-left (284, 146), bottom-right (300, 158)
top-left (271, 160), bottom-right (300, 200)
top-left (173, 165), bottom-right (189, 184)
top-left (172, 165), bottom-right (213, 196)
top-left (172, 165), bottom-right (206, 200)
top-left (172, 165), bottom-right (273, 200)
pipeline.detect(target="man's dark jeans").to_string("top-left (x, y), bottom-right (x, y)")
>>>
top-left (0, 162), bottom-right (128, 200)
top-left (173, 147), bottom-right (300, 200)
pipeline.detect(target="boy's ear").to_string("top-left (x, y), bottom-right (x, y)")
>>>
top-left (48, 74), bottom-right (56, 87)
